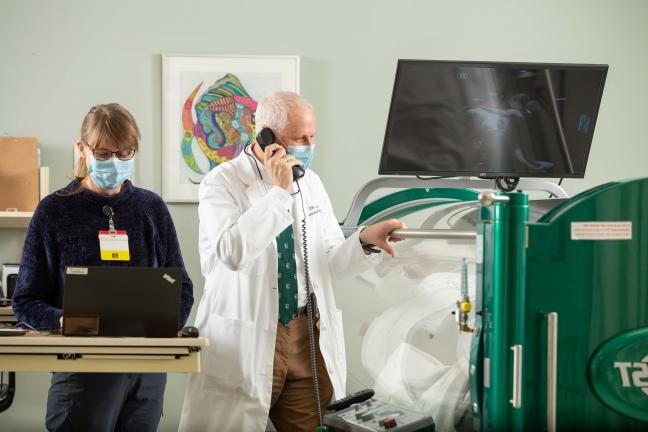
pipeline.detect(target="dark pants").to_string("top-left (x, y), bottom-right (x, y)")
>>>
top-left (46, 372), bottom-right (166, 432)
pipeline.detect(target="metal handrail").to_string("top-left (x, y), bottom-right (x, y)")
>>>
top-left (510, 345), bottom-right (523, 408)
top-left (341, 176), bottom-right (568, 227)
top-left (390, 228), bottom-right (477, 240)
top-left (547, 313), bottom-right (558, 432)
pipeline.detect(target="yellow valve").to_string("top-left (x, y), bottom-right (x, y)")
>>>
top-left (460, 301), bottom-right (472, 313)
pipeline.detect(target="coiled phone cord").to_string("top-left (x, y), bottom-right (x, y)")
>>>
top-left (245, 145), bottom-right (325, 428)
top-left (296, 179), bottom-right (324, 428)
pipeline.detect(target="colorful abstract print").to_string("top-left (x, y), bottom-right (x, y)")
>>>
top-left (181, 74), bottom-right (257, 180)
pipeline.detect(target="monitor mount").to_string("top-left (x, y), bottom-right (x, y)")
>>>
top-left (493, 177), bottom-right (520, 192)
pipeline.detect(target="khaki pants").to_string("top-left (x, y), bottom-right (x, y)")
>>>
top-left (269, 314), bottom-right (334, 432)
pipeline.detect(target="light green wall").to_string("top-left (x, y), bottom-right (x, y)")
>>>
top-left (1, 0), bottom-right (647, 430)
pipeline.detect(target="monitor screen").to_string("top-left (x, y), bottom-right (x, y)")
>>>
top-left (379, 60), bottom-right (608, 178)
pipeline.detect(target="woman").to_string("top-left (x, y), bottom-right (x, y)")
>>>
top-left (12, 103), bottom-right (194, 432)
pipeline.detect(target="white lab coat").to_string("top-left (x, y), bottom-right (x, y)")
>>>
top-left (179, 150), bottom-right (379, 432)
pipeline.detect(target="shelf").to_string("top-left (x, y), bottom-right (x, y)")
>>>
top-left (0, 167), bottom-right (49, 229)
top-left (0, 212), bottom-right (33, 228)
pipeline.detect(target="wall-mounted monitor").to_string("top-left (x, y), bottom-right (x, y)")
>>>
top-left (379, 60), bottom-right (608, 178)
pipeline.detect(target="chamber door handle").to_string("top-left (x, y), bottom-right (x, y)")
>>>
top-left (547, 312), bottom-right (558, 432)
top-left (510, 344), bottom-right (523, 408)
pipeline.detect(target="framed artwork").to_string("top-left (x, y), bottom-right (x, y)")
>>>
top-left (162, 54), bottom-right (300, 202)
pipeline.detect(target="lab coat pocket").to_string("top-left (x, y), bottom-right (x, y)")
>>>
top-left (201, 315), bottom-right (255, 393)
top-left (333, 308), bottom-right (347, 359)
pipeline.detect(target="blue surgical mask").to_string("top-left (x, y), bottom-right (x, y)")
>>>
top-left (286, 144), bottom-right (316, 171)
top-left (87, 156), bottom-right (134, 190)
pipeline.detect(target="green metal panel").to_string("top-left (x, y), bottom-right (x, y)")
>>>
top-left (522, 178), bottom-right (648, 430)
top-left (474, 192), bottom-right (529, 431)
top-left (589, 326), bottom-right (648, 422)
top-left (470, 212), bottom-right (487, 427)
top-left (345, 188), bottom-right (479, 225)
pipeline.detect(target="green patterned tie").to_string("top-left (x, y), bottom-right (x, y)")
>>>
top-left (277, 225), bottom-right (299, 325)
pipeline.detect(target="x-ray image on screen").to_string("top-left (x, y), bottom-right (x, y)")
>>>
top-left (379, 61), bottom-right (607, 178)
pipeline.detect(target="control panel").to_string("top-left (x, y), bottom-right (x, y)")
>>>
top-left (323, 398), bottom-right (435, 432)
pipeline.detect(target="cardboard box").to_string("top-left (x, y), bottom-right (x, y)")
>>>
top-left (0, 137), bottom-right (40, 212)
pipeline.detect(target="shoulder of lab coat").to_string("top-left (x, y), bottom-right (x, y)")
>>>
top-left (198, 157), bottom-right (294, 275)
top-left (306, 170), bottom-right (382, 281)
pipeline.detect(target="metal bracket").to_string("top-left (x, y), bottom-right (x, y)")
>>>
top-left (57, 353), bottom-right (80, 360)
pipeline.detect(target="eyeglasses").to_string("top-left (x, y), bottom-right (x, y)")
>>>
top-left (85, 144), bottom-right (136, 161)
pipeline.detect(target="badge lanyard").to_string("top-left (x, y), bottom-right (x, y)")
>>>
top-left (98, 206), bottom-right (130, 261)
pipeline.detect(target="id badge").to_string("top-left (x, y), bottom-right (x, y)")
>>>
top-left (98, 230), bottom-right (130, 261)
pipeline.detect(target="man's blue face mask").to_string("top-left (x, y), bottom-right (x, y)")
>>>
top-left (87, 156), bottom-right (134, 190)
top-left (286, 144), bottom-right (316, 171)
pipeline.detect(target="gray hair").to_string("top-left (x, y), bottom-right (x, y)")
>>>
top-left (254, 91), bottom-right (314, 136)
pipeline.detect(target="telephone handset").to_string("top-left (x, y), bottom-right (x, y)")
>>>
top-left (255, 127), bottom-right (305, 180)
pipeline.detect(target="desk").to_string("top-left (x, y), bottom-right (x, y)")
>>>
top-left (0, 334), bottom-right (208, 373)
top-left (0, 306), bottom-right (15, 323)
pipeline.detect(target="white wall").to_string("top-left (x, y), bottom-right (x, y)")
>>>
top-left (1, 0), bottom-right (647, 430)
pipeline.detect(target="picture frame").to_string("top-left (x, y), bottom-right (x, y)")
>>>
top-left (162, 54), bottom-right (300, 202)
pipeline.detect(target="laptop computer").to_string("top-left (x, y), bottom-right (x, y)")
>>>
top-left (63, 266), bottom-right (182, 337)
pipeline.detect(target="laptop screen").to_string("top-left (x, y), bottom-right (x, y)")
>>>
top-left (63, 266), bottom-right (182, 337)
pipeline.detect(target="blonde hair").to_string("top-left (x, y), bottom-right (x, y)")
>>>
top-left (74, 103), bottom-right (141, 180)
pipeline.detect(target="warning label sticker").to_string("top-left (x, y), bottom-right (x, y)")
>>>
top-left (571, 222), bottom-right (632, 240)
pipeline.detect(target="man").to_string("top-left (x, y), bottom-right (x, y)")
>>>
top-left (179, 91), bottom-right (404, 432)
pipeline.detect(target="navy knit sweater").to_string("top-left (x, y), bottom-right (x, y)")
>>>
top-left (13, 180), bottom-right (194, 331)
